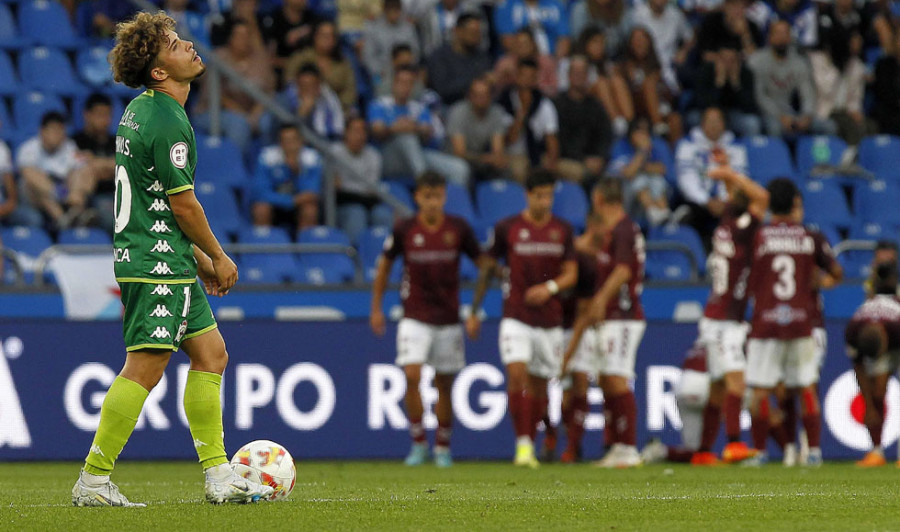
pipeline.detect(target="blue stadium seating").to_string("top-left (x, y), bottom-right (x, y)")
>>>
top-left (236, 226), bottom-right (295, 284)
top-left (19, 46), bottom-right (87, 96)
top-left (18, 0), bottom-right (80, 49)
top-left (853, 180), bottom-right (900, 227)
top-left (75, 45), bottom-right (114, 88)
top-left (444, 182), bottom-right (477, 226)
top-left (802, 180), bottom-right (853, 229)
top-left (645, 249), bottom-right (694, 281)
top-left (648, 224), bottom-right (706, 275)
top-left (476, 179), bottom-right (526, 227)
top-left (0, 49), bottom-right (19, 96)
top-left (296, 226), bottom-right (356, 285)
top-left (552, 180), bottom-right (588, 232)
top-left (796, 135), bottom-right (847, 179)
top-left (839, 248), bottom-right (874, 279)
top-left (71, 92), bottom-right (125, 135)
top-left (12, 91), bottom-right (65, 137)
top-left (858, 135), bottom-right (900, 183)
top-left (848, 222), bottom-right (891, 242)
top-left (0, 225), bottom-right (52, 258)
top-left (358, 226), bottom-right (402, 283)
top-left (57, 228), bottom-right (112, 245)
top-left (610, 137), bottom-right (676, 186)
top-left (743, 136), bottom-right (796, 185)
top-left (0, 98), bottom-right (13, 139)
top-left (195, 135), bottom-right (250, 189)
top-left (380, 180), bottom-right (414, 212)
top-left (0, 3), bottom-right (24, 49)
top-left (804, 222), bottom-right (842, 248)
top-left (194, 181), bottom-right (244, 238)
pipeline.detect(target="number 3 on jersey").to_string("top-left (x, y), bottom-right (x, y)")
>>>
top-left (114, 165), bottom-right (132, 234)
top-left (772, 254), bottom-right (796, 300)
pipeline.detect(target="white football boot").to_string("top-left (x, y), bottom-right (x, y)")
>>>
top-left (204, 464), bottom-right (275, 504)
top-left (72, 471), bottom-right (146, 508)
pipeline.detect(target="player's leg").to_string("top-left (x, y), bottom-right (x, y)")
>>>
top-left (499, 319), bottom-right (537, 466)
top-left (395, 319), bottom-right (433, 465)
top-left (785, 337), bottom-right (823, 466)
top-left (719, 322), bottom-right (753, 462)
top-left (598, 320), bottom-right (644, 468)
top-left (745, 339), bottom-right (783, 465)
top-left (528, 374), bottom-right (550, 456)
top-left (779, 386), bottom-right (800, 466)
top-left (430, 324), bottom-right (466, 468)
top-left (693, 377), bottom-right (724, 465)
top-left (561, 371), bottom-right (590, 463)
top-left (857, 356), bottom-right (890, 466)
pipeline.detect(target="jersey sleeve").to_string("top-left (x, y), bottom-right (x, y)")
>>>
top-left (459, 220), bottom-right (482, 261)
top-left (813, 231), bottom-right (839, 273)
top-left (611, 223), bottom-right (634, 267)
top-left (152, 118), bottom-right (195, 195)
top-left (383, 220), bottom-right (406, 260)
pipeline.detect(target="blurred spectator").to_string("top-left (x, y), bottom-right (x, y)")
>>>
top-left (498, 59), bottom-right (560, 183)
top-left (164, 0), bottom-right (210, 47)
top-left (871, 0), bottom-right (900, 54)
top-left (376, 44), bottom-right (424, 97)
top-left (632, 0), bottom-right (695, 94)
top-left (17, 113), bottom-right (96, 230)
top-left (609, 118), bottom-right (671, 226)
top-left (415, 0), bottom-right (486, 57)
top-left (0, 138), bottom-right (41, 228)
top-left (569, 0), bottom-right (633, 59)
top-left (75, 0), bottom-right (140, 39)
top-left (494, 29), bottom-right (559, 96)
top-left (196, 21), bottom-right (277, 152)
top-left (675, 107), bottom-right (748, 246)
top-left (210, 0), bottom-right (267, 49)
top-left (362, 0), bottom-right (420, 92)
top-left (494, 0), bottom-right (571, 57)
top-left (809, 32), bottom-right (871, 145)
top-left (747, 0), bottom-right (818, 48)
top-left (73, 93), bottom-right (116, 232)
top-left (280, 63), bottom-right (345, 141)
top-left (329, 116), bottom-right (393, 242)
top-left (285, 21), bottom-right (359, 110)
top-left (553, 56), bottom-right (613, 182)
top-left (337, 0), bottom-right (382, 46)
top-left (694, 44), bottom-right (761, 137)
top-left (748, 21), bottom-right (836, 137)
top-left (695, 0), bottom-right (760, 61)
top-left (818, 0), bottom-right (869, 51)
top-left (617, 27), bottom-right (683, 142)
top-left (874, 30), bottom-right (900, 136)
top-left (679, 0), bottom-right (727, 22)
top-left (368, 66), bottom-right (470, 186)
top-left (447, 78), bottom-right (512, 181)
top-left (252, 124), bottom-right (323, 231)
top-left (262, 0), bottom-right (323, 75)
top-left (426, 12), bottom-right (493, 106)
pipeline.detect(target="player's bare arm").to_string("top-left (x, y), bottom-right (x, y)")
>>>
top-left (707, 166), bottom-right (770, 219)
top-left (560, 299), bottom-right (592, 377)
top-left (524, 259), bottom-right (578, 306)
top-left (369, 255), bottom-right (394, 336)
top-left (193, 247), bottom-right (221, 297)
top-left (169, 190), bottom-right (237, 294)
top-left (466, 255), bottom-right (497, 340)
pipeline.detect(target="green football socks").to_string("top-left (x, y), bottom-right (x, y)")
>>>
top-left (184, 370), bottom-right (228, 469)
top-left (83, 376), bottom-right (149, 475)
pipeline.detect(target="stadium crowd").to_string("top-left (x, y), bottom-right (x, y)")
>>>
top-left (2, 0), bottom-right (900, 285)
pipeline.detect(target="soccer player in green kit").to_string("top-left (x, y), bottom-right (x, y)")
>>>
top-left (71, 12), bottom-right (273, 506)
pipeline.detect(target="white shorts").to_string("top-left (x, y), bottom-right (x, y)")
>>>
top-left (499, 318), bottom-right (563, 379)
top-left (746, 337), bottom-right (817, 388)
top-left (864, 350), bottom-right (900, 376)
top-left (698, 318), bottom-right (748, 380)
top-left (676, 369), bottom-right (710, 410)
top-left (396, 318), bottom-right (465, 374)
top-left (812, 327), bottom-right (827, 374)
top-left (597, 320), bottom-right (646, 379)
top-left (564, 327), bottom-right (602, 376)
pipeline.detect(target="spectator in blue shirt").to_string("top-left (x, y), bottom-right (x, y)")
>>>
top-left (494, 0), bottom-right (571, 57)
top-left (252, 124), bottom-right (323, 232)
top-left (279, 63), bottom-right (345, 141)
top-left (367, 65), bottom-right (470, 186)
top-left (609, 117), bottom-right (672, 226)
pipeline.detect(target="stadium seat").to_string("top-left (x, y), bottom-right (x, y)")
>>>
top-left (858, 135), bottom-right (900, 183)
top-left (648, 224), bottom-right (706, 275)
top-left (0, 225), bottom-right (54, 283)
top-left (75, 45), bottom-right (114, 88)
top-left (0, 3), bottom-right (24, 49)
top-left (380, 180), bottom-right (414, 212)
top-left (853, 180), bottom-right (900, 227)
top-left (358, 226), bottom-right (402, 283)
top-left (839, 248), bottom-right (874, 279)
top-left (18, 0), bottom-right (80, 48)
top-left (804, 222), bottom-right (842, 248)
top-left (12, 91), bottom-right (66, 137)
top-left (236, 226), bottom-right (295, 284)
top-left (802, 180), bottom-right (853, 229)
top-left (444, 182), bottom-right (477, 226)
top-left (296, 226), bottom-right (356, 285)
top-left (0, 49), bottom-right (19, 96)
top-left (194, 181), bottom-right (244, 239)
top-left (57, 228), bottom-right (112, 246)
top-left (476, 179), bottom-right (526, 227)
top-left (796, 135), bottom-right (847, 179)
top-left (194, 135), bottom-right (250, 189)
top-left (848, 222), bottom-right (890, 242)
top-left (0, 98), bottom-right (13, 138)
top-left (19, 46), bottom-right (87, 96)
top-left (743, 136), bottom-right (796, 185)
top-left (552, 180), bottom-right (588, 232)
top-left (645, 248), bottom-right (694, 281)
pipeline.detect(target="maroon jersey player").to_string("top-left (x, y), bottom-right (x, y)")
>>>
top-left (467, 169), bottom-right (578, 468)
top-left (370, 171), bottom-right (481, 467)
top-left (744, 178), bottom-right (842, 466)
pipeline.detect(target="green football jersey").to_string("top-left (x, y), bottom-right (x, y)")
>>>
top-left (113, 90), bottom-right (198, 284)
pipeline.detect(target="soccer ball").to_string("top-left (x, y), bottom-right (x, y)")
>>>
top-left (230, 440), bottom-right (296, 501)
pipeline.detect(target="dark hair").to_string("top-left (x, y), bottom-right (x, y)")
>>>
top-left (297, 62), bottom-right (321, 78)
top-left (391, 43), bottom-right (413, 60)
top-left (41, 111), bottom-right (67, 128)
top-left (593, 177), bottom-right (624, 204)
top-left (857, 323), bottom-right (886, 359)
top-left (394, 64), bottom-right (418, 78)
top-left (875, 240), bottom-right (898, 253)
top-left (384, 0), bottom-right (402, 10)
top-left (525, 168), bottom-right (556, 191)
top-left (627, 117), bottom-right (651, 140)
top-left (517, 58), bottom-right (538, 70)
top-left (314, 20), bottom-right (344, 62)
top-left (574, 27), bottom-right (605, 59)
top-left (344, 114), bottom-right (366, 131)
top-left (277, 122), bottom-right (301, 137)
top-left (84, 92), bottom-right (113, 111)
top-left (416, 171), bottom-right (447, 189)
top-left (702, 106), bottom-right (724, 120)
top-left (624, 26), bottom-right (661, 73)
top-left (108, 11), bottom-right (176, 89)
top-left (766, 178), bottom-right (799, 215)
top-left (455, 12), bottom-right (481, 28)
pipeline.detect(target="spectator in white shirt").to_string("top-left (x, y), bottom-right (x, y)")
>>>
top-left (632, 0), bottom-right (694, 94)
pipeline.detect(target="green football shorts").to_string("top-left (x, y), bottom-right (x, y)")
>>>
top-left (120, 280), bottom-right (217, 352)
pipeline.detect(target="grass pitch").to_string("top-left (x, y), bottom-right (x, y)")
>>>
top-left (2, 461), bottom-right (899, 531)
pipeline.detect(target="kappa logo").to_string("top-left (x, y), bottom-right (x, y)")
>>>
top-left (148, 199), bottom-right (170, 212)
top-left (149, 305), bottom-right (173, 318)
top-left (150, 262), bottom-right (174, 275)
top-left (193, 438), bottom-right (207, 449)
top-left (149, 220), bottom-right (172, 233)
top-left (146, 180), bottom-right (164, 193)
top-left (0, 337), bottom-right (31, 449)
top-left (150, 240), bottom-right (175, 253)
top-left (90, 444), bottom-right (105, 457)
top-left (151, 284), bottom-right (174, 296)
top-left (150, 327), bottom-right (171, 339)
